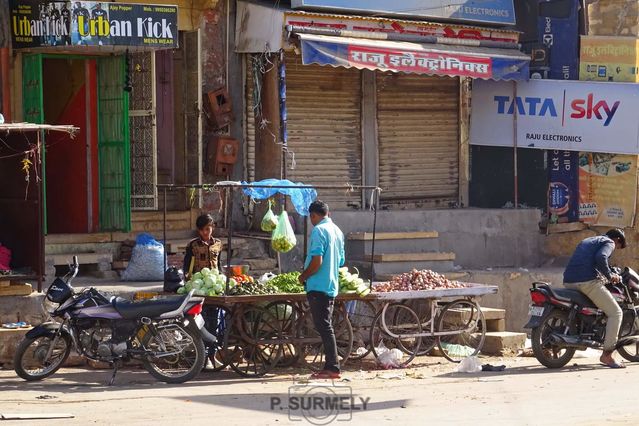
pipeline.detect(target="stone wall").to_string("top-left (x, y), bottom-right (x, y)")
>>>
top-left (588, 0), bottom-right (639, 36)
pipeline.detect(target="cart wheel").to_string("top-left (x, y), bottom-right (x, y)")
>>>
top-left (264, 301), bottom-right (302, 367)
top-left (296, 302), bottom-right (353, 372)
top-left (224, 305), bottom-right (283, 377)
top-left (347, 300), bottom-right (379, 360)
top-left (202, 304), bottom-right (233, 372)
top-left (370, 303), bottom-right (422, 368)
top-left (436, 299), bottom-right (486, 363)
top-left (399, 299), bottom-right (437, 356)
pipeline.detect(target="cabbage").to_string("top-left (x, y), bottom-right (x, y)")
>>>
top-left (192, 279), bottom-right (204, 289)
top-left (176, 287), bottom-right (187, 295)
top-left (201, 267), bottom-right (212, 276)
top-left (192, 272), bottom-right (203, 281)
top-left (204, 277), bottom-right (215, 288)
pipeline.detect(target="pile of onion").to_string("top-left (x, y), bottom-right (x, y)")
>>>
top-left (375, 269), bottom-right (467, 292)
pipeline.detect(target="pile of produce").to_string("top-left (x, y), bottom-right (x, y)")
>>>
top-left (375, 269), bottom-right (467, 292)
top-left (228, 280), bottom-right (278, 296)
top-left (178, 267), bottom-right (233, 296)
top-left (267, 272), bottom-right (304, 294)
top-left (339, 267), bottom-right (371, 297)
top-left (233, 274), bottom-right (255, 285)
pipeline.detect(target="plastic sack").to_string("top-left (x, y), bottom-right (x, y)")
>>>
top-left (258, 272), bottom-right (276, 285)
top-left (271, 211), bottom-right (297, 253)
top-left (121, 233), bottom-right (165, 281)
top-left (375, 342), bottom-right (403, 369)
top-left (260, 200), bottom-right (278, 232)
top-left (455, 356), bottom-right (482, 373)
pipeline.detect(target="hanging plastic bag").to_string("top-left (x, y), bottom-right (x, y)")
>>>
top-left (271, 211), bottom-right (297, 253)
top-left (260, 200), bottom-right (278, 232)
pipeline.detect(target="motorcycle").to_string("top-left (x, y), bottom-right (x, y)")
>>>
top-left (524, 266), bottom-right (639, 368)
top-left (14, 256), bottom-right (217, 384)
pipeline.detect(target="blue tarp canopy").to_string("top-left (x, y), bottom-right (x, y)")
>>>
top-left (241, 179), bottom-right (318, 216)
top-left (298, 33), bottom-right (530, 81)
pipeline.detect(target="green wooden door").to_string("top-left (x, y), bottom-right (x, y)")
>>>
top-left (97, 56), bottom-right (131, 232)
top-left (22, 54), bottom-right (47, 233)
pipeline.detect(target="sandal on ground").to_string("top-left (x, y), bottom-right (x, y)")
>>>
top-left (600, 361), bottom-right (626, 369)
top-left (310, 370), bottom-right (341, 379)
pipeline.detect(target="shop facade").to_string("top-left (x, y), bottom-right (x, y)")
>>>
top-left (6, 0), bottom-right (212, 235)
top-left (237, 1), bottom-right (530, 211)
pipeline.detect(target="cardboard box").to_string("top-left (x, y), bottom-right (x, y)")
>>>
top-left (580, 36), bottom-right (639, 82)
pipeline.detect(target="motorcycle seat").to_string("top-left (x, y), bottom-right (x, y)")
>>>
top-left (544, 285), bottom-right (597, 309)
top-left (111, 295), bottom-right (188, 320)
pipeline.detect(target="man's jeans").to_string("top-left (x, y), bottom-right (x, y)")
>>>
top-left (307, 291), bottom-right (340, 372)
top-left (564, 278), bottom-right (622, 351)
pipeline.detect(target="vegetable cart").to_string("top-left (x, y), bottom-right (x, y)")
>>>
top-left (200, 283), bottom-right (497, 377)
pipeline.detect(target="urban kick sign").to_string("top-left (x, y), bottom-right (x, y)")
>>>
top-left (9, 1), bottom-right (178, 49)
top-left (470, 79), bottom-right (639, 155)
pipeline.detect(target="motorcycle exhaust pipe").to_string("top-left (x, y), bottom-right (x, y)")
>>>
top-left (548, 332), bottom-right (596, 349)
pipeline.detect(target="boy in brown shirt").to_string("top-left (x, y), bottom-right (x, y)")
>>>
top-left (183, 214), bottom-right (222, 279)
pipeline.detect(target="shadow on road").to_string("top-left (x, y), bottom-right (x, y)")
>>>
top-left (433, 361), bottom-right (636, 379)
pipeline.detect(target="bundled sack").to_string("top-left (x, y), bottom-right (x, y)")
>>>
top-left (271, 211), bottom-right (297, 253)
top-left (260, 200), bottom-right (278, 232)
top-left (121, 233), bottom-right (165, 281)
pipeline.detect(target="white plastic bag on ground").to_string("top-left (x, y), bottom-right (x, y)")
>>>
top-left (376, 342), bottom-right (403, 369)
top-left (456, 356), bottom-right (482, 373)
top-left (121, 233), bottom-right (165, 281)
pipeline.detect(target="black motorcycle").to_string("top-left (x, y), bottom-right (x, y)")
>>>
top-left (525, 267), bottom-right (639, 368)
top-left (14, 257), bottom-right (216, 384)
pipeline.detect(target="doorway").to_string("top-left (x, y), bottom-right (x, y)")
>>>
top-left (42, 57), bottom-right (99, 233)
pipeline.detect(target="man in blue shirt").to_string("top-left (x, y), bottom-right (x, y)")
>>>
top-left (563, 228), bottom-right (627, 368)
top-left (299, 200), bottom-right (345, 379)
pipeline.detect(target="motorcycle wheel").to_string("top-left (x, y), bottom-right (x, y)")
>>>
top-left (618, 343), bottom-right (639, 362)
top-left (142, 322), bottom-right (206, 384)
top-left (14, 334), bottom-right (71, 381)
top-left (531, 310), bottom-right (576, 368)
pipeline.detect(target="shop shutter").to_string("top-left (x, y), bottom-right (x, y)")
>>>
top-left (376, 73), bottom-right (459, 207)
top-left (285, 52), bottom-right (363, 209)
top-left (245, 55), bottom-right (256, 182)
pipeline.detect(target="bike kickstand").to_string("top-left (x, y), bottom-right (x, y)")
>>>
top-left (108, 361), bottom-right (119, 386)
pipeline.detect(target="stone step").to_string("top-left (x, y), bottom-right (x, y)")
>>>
top-left (45, 242), bottom-right (120, 256)
top-left (442, 306), bottom-right (506, 332)
top-left (481, 331), bottom-right (527, 356)
top-left (369, 252), bottom-right (455, 263)
top-left (47, 252), bottom-right (113, 267)
top-left (349, 259), bottom-right (455, 277)
top-left (347, 231), bottom-right (441, 256)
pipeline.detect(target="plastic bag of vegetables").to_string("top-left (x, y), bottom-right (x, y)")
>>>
top-left (260, 200), bottom-right (278, 232)
top-left (271, 211), bottom-right (297, 253)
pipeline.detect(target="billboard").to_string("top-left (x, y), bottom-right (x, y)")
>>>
top-left (290, 0), bottom-right (516, 26)
top-left (580, 36), bottom-right (639, 82)
top-left (10, 1), bottom-right (178, 49)
top-left (470, 79), bottom-right (639, 154)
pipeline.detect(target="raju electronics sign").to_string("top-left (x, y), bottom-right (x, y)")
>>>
top-left (10, 1), bottom-right (178, 49)
top-left (470, 79), bottom-right (639, 155)
top-left (291, 0), bottom-right (516, 25)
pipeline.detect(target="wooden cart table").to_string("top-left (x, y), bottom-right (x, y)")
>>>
top-left (199, 284), bottom-right (498, 377)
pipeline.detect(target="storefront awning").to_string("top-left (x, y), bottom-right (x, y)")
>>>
top-left (297, 33), bottom-right (530, 81)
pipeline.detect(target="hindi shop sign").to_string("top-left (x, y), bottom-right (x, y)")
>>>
top-left (470, 79), bottom-right (639, 155)
top-left (10, 1), bottom-right (178, 49)
top-left (290, 0), bottom-right (516, 26)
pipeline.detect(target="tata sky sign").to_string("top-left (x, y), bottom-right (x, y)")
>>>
top-left (470, 79), bottom-right (639, 154)
top-left (290, 1), bottom-right (516, 26)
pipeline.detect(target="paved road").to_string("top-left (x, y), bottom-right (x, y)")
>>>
top-left (1, 353), bottom-right (637, 425)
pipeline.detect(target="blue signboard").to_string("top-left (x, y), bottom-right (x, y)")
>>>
top-left (538, 0), bottom-right (579, 80)
top-left (291, 0), bottom-right (516, 26)
top-left (548, 150), bottom-right (579, 223)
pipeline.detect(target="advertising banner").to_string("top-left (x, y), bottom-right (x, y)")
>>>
top-left (299, 33), bottom-right (530, 81)
top-left (10, 1), bottom-right (178, 49)
top-left (580, 36), bottom-right (639, 83)
top-left (548, 150), bottom-right (579, 223)
top-left (470, 79), bottom-right (639, 154)
top-left (539, 0), bottom-right (579, 80)
top-left (290, 0), bottom-right (516, 25)
top-left (578, 153), bottom-right (637, 227)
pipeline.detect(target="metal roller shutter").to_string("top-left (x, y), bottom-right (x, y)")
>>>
top-left (285, 52), bottom-right (363, 209)
top-left (377, 73), bottom-right (459, 206)
top-left (245, 55), bottom-right (256, 182)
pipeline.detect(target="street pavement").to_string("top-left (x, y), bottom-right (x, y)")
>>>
top-left (1, 353), bottom-right (637, 425)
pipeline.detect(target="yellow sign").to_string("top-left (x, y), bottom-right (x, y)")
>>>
top-left (579, 36), bottom-right (639, 82)
top-left (579, 153), bottom-right (638, 227)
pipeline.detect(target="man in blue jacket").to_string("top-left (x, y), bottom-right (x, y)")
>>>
top-left (299, 200), bottom-right (345, 379)
top-left (563, 228), bottom-right (627, 368)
